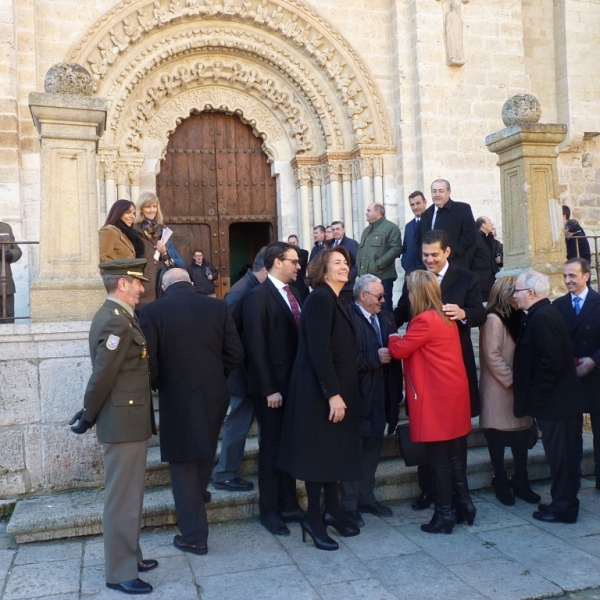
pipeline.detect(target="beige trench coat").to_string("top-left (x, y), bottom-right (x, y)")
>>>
top-left (479, 313), bottom-right (532, 431)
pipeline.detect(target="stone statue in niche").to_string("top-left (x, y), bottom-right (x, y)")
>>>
top-left (186, 0), bottom-right (200, 16)
top-left (212, 61), bottom-right (223, 82)
top-left (267, 6), bottom-right (284, 31)
top-left (223, 0), bottom-right (236, 16)
top-left (109, 28), bottom-right (129, 53)
top-left (123, 18), bottom-right (142, 43)
top-left (444, 0), bottom-right (467, 66)
top-left (281, 14), bottom-right (298, 38)
top-left (254, 0), bottom-right (268, 24)
top-left (137, 8), bottom-right (154, 32)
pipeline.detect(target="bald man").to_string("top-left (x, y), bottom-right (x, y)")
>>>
top-left (139, 269), bottom-right (244, 555)
top-left (356, 203), bottom-right (402, 311)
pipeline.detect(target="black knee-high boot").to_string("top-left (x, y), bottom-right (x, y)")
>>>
top-left (510, 432), bottom-right (541, 503)
top-left (448, 438), bottom-right (476, 526)
top-left (485, 429), bottom-right (514, 506)
top-left (421, 442), bottom-right (455, 534)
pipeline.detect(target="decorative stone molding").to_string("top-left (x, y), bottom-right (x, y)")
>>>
top-left (65, 0), bottom-right (392, 163)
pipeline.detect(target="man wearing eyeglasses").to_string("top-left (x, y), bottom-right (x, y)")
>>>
top-left (513, 270), bottom-right (586, 524)
top-left (342, 274), bottom-right (402, 528)
top-left (243, 242), bottom-right (305, 536)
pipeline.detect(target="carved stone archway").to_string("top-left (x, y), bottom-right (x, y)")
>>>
top-left (68, 0), bottom-right (396, 244)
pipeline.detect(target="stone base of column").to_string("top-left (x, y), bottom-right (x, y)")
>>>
top-left (30, 277), bottom-right (105, 322)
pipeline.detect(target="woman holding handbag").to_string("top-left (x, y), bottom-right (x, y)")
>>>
top-left (479, 276), bottom-right (541, 506)
top-left (388, 270), bottom-right (473, 534)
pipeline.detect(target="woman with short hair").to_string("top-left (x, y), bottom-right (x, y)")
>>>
top-left (388, 270), bottom-right (473, 534)
top-left (278, 246), bottom-right (361, 551)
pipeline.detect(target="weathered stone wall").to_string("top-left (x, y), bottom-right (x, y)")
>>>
top-left (0, 322), bottom-right (104, 498)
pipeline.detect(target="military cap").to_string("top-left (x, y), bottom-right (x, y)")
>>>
top-left (99, 258), bottom-right (150, 282)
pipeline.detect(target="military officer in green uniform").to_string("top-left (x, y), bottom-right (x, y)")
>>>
top-left (0, 220), bottom-right (22, 323)
top-left (69, 258), bottom-right (158, 595)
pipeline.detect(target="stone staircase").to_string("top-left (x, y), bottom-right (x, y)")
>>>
top-left (6, 333), bottom-right (597, 543)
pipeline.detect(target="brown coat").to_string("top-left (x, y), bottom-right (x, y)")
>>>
top-left (99, 225), bottom-right (135, 264)
top-left (134, 224), bottom-right (164, 309)
top-left (479, 313), bottom-right (532, 431)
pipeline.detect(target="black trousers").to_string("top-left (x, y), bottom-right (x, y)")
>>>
top-left (340, 436), bottom-right (384, 511)
top-left (169, 458), bottom-right (214, 545)
top-left (537, 415), bottom-right (581, 518)
top-left (253, 396), bottom-right (298, 515)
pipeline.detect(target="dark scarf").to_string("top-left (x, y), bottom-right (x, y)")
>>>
top-left (117, 219), bottom-right (145, 258)
top-left (491, 307), bottom-right (522, 343)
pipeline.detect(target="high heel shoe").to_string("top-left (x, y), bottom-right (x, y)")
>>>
top-left (454, 500), bottom-right (476, 526)
top-left (323, 512), bottom-right (360, 537)
top-left (300, 516), bottom-right (338, 551)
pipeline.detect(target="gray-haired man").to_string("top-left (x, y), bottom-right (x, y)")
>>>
top-left (342, 274), bottom-right (402, 527)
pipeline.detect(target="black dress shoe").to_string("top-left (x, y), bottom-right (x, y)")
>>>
top-left (106, 579), bottom-right (152, 594)
top-left (260, 512), bottom-right (290, 536)
top-left (411, 491), bottom-right (433, 511)
top-left (358, 502), bottom-right (393, 517)
top-left (213, 478), bottom-right (254, 492)
top-left (344, 510), bottom-right (365, 528)
top-left (532, 510), bottom-right (577, 524)
top-left (537, 502), bottom-right (550, 512)
top-left (137, 559), bottom-right (159, 572)
top-left (280, 507), bottom-right (306, 523)
top-left (173, 534), bottom-right (208, 555)
top-left (323, 512), bottom-right (360, 537)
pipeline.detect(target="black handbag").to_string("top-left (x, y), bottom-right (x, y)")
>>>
top-left (396, 423), bottom-right (428, 467)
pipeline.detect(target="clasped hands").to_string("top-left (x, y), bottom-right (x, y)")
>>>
top-left (69, 410), bottom-right (93, 435)
top-left (267, 392), bottom-right (346, 423)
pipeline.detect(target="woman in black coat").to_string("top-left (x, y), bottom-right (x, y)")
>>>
top-left (278, 247), bottom-right (361, 551)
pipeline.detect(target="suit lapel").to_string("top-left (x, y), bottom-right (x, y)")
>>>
top-left (440, 263), bottom-right (457, 295)
top-left (572, 291), bottom-right (600, 333)
top-left (266, 278), bottom-right (297, 328)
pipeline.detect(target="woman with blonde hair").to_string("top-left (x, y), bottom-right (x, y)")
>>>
top-left (479, 276), bottom-right (540, 505)
top-left (388, 270), bottom-right (473, 534)
top-left (134, 191), bottom-right (184, 308)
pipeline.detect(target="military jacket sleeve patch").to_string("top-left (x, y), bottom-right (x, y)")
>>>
top-left (106, 335), bottom-right (120, 350)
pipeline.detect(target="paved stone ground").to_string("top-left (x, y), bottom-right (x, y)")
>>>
top-left (1, 478), bottom-right (599, 600)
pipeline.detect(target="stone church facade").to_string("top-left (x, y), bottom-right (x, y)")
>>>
top-left (0, 0), bottom-right (599, 497)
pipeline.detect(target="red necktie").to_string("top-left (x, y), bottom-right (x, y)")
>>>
top-left (283, 285), bottom-right (301, 328)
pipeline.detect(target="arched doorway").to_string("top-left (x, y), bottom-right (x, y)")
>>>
top-left (156, 112), bottom-right (276, 297)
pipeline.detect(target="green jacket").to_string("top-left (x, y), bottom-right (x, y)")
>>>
top-left (83, 299), bottom-right (156, 443)
top-left (356, 216), bottom-right (402, 280)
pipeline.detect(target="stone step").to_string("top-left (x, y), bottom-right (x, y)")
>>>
top-left (7, 431), bottom-right (595, 544)
top-left (144, 420), bottom-right (488, 487)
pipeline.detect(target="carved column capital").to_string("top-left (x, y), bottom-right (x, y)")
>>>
top-left (295, 165), bottom-right (312, 187)
top-left (310, 166), bottom-right (323, 186)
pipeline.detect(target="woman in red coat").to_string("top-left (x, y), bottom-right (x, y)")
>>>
top-left (388, 270), bottom-right (473, 534)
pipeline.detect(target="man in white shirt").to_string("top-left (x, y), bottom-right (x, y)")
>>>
top-left (553, 258), bottom-right (600, 492)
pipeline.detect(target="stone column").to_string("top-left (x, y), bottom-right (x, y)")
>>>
top-left (311, 168), bottom-right (323, 227)
top-left (28, 63), bottom-right (107, 322)
top-left (341, 162), bottom-right (353, 238)
top-left (485, 94), bottom-right (567, 294)
top-left (296, 165), bottom-right (312, 249)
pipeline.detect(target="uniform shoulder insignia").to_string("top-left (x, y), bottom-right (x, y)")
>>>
top-left (114, 308), bottom-right (119, 315)
top-left (106, 335), bottom-right (120, 350)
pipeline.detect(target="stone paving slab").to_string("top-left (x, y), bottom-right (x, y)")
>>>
top-left (1, 479), bottom-right (600, 600)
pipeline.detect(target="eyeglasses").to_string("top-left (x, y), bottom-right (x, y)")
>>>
top-left (364, 291), bottom-right (385, 301)
top-left (513, 288), bottom-right (531, 294)
top-left (281, 258), bottom-right (300, 266)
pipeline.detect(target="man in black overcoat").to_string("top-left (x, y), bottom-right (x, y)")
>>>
top-left (288, 234), bottom-right (310, 301)
top-left (243, 241), bottom-right (305, 536)
top-left (342, 274), bottom-right (402, 528)
top-left (330, 220), bottom-right (359, 303)
top-left (139, 269), bottom-right (244, 554)
top-left (553, 258), bottom-right (600, 490)
top-left (213, 248), bottom-right (268, 492)
top-left (513, 270), bottom-right (587, 523)
top-left (415, 179), bottom-right (478, 270)
top-left (394, 229), bottom-right (486, 510)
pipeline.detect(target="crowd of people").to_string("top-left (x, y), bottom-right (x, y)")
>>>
top-left (66, 179), bottom-right (599, 595)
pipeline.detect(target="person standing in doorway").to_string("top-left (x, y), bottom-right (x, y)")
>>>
top-left (187, 250), bottom-right (219, 296)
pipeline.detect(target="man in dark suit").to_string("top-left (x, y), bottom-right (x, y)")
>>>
top-left (330, 220), bottom-right (359, 303)
top-left (415, 179), bottom-right (478, 270)
top-left (342, 274), bottom-right (402, 528)
top-left (139, 269), bottom-right (244, 554)
top-left (213, 248), bottom-right (268, 492)
top-left (243, 241), bottom-right (305, 535)
top-left (471, 216), bottom-right (500, 302)
top-left (309, 225), bottom-right (327, 261)
top-left (401, 191), bottom-right (427, 273)
top-left (394, 229), bottom-right (486, 511)
top-left (70, 258), bottom-right (157, 596)
top-left (513, 270), bottom-right (587, 523)
top-left (553, 258), bottom-right (600, 490)
top-left (288, 234), bottom-right (310, 301)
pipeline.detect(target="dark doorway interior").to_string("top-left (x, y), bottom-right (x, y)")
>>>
top-left (229, 222), bottom-right (272, 286)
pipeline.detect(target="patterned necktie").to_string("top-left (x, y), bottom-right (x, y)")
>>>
top-left (370, 314), bottom-right (383, 347)
top-left (283, 285), bottom-right (301, 328)
top-left (573, 296), bottom-right (581, 315)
